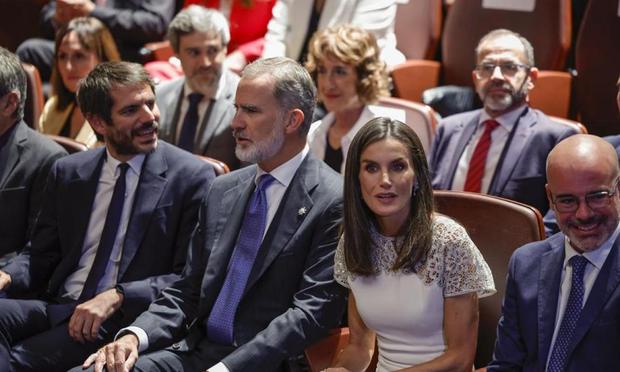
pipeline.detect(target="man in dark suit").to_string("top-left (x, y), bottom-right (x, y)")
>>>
top-left (0, 47), bottom-right (67, 265)
top-left (16, 0), bottom-right (176, 82)
top-left (0, 61), bottom-right (215, 371)
top-left (429, 29), bottom-right (578, 214)
top-left (489, 134), bottom-right (620, 371)
top-left (156, 6), bottom-right (241, 170)
top-left (80, 57), bottom-right (346, 372)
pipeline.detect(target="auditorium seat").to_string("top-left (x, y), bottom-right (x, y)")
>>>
top-left (21, 63), bottom-right (45, 129)
top-left (574, 0), bottom-right (620, 136)
top-left (433, 190), bottom-right (545, 368)
top-left (45, 134), bottom-right (88, 154)
top-left (377, 97), bottom-right (437, 155)
top-left (196, 155), bottom-right (230, 176)
top-left (548, 115), bottom-right (588, 134)
top-left (394, 0), bottom-right (442, 60)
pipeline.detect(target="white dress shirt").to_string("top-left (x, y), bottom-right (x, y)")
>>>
top-left (546, 222), bottom-right (620, 368)
top-left (61, 150), bottom-right (144, 300)
top-left (452, 105), bottom-right (527, 193)
top-left (119, 146), bottom-right (310, 372)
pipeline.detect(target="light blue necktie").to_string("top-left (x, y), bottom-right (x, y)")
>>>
top-left (206, 174), bottom-right (275, 344)
top-left (548, 255), bottom-right (588, 372)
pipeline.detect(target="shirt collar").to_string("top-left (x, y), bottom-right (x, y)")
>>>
top-left (183, 71), bottom-right (225, 101)
top-left (104, 148), bottom-right (145, 177)
top-left (255, 145), bottom-right (309, 188)
top-left (479, 103), bottom-right (528, 132)
top-left (563, 221), bottom-right (620, 270)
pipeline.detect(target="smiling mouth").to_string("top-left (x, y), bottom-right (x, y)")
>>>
top-left (132, 122), bottom-right (158, 137)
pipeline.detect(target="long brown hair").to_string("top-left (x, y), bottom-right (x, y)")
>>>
top-left (51, 17), bottom-right (120, 110)
top-left (343, 117), bottom-right (434, 275)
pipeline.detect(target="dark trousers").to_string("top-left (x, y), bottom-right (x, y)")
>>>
top-left (0, 298), bottom-right (122, 372)
top-left (16, 38), bottom-right (55, 82)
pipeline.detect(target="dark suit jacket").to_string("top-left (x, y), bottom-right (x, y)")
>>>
top-left (41, 0), bottom-right (176, 63)
top-left (130, 153), bottom-right (347, 371)
top-left (156, 69), bottom-right (241, 170)
top-left (488, 233), bottom-right (620, 371)
top-left (2, 141), bottom-right (215, 320)
top-left (0, 121), bottom-right (66, 258)
top-left (430, 107), bottom-right (578, 214)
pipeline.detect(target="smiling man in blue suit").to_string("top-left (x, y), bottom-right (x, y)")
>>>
top-left (0, 61), bottom-right (215, 371)
top-left (489, 134), bottom-right (620, 371)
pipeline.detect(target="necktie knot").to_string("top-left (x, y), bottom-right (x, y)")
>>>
top-left (118, 162), bottom-right (129, 176)
top-left (256, 174), bottom-right (275, 192)
top-left (188, 92), bottom-right (204, 107)
top-left (483, 119), bottom-right (499, 132)
top-left (570, 255), bottom-right (588, 277)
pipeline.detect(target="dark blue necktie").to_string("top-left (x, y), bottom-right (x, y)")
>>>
top-left (206, 174), bottom-right (276, 344)
top-left (177, 92), bottom-right (204, 152)
top-left (548, 255), bottom-right (589, 372)
top-left (78, 163), bottom-right (129, 302)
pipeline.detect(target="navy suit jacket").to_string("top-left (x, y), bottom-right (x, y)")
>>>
top-left (2, 141), bottom-right (215, 320)
top-left (156, 69), bottom-right (241, 170)
top-left (0, 121), bottom-right (66, 258)
top-left (488, 233), bottom-right (620, 371)
top-left (129, 153), bottom-right (347, 371)
top-left (430, 107), bottom-right (577, 214)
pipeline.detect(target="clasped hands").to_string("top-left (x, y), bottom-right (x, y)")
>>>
top-left (54, 0), bottom-right (96, 25)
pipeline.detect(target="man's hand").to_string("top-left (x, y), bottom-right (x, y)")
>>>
top-left (0, 270), bottom-right (11, 291)
top-left (55, 0), bottom-right (96, 23)
top-left (83, 334), bottom-right (140, 372)
top-left (68, 288), bottom-right (124, 343)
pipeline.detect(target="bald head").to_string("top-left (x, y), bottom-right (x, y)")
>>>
top-left (547, 134), bottom-right (620, 183)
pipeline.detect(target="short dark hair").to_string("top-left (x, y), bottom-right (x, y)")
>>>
top-left (52, 17), bottom-right (120, 111)
top-left (242, 57), bottom-right (316, 135)
top-left (343, 117), bottom-right (434, 275)
top-left (77, 61), bottom-right (155, 123)
top-left (476, 28), bottom-right (535, 66)
top-left (0, 47), bottom-right (27, 122)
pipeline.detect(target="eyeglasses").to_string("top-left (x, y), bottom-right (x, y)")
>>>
top-left (474, 62), bottom-right (530, 79)
top-left (551, 179), bottom-right (620, 213)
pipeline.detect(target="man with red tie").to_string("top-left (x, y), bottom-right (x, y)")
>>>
top-left (429, 29), bottom-right (578, 214)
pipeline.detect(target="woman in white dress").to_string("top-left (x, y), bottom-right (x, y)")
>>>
top-left (327, 117), bottom-right (496, 372)
top-left (305, 25), bottom-right (404, 173)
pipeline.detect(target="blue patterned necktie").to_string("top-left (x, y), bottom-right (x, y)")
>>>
top-left (177, 92), bottom-right (204, 152)
top-left (206, 174), bottom-right (276, 344)
top-left (547, 255), bottom-right (589, 372)
top-left (78, 163), bottom-right (129, 302)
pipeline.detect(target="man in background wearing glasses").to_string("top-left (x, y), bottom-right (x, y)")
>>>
top-left (430, 29), bottom-right (578, 214)
top-left (489, 134), bottom-right (620, 371)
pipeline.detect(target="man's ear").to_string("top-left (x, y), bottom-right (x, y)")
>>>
top-left (1, 91), bottom-right (19, 117)
top-left (526, 67), bottom-right (539, 90)
top-left (86, 114), bottom-right (107, 137)
top-left (545, 183), bottom-right (555, 211)
top-left (284, 108), bottom-right (304, 134)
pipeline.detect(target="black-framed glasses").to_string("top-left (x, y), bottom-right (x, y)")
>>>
top-left (474, 62), bottom-right (530, 78)
top-left (551, 178), bottom-right (620, 213)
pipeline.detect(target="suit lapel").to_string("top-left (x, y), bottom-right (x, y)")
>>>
top-left (194, 98), bottom-right (218, 154)
top-left (0, 122), bottom-right (25, 189)
top-left (490, 108), bottom-right (535, 194)
top-left (199, 170), bottom-right (255, 313)
top-left (117, 146), bottom-right (168, 279)
top-left (162, 81), bottom-right (184, 143)
top-left (445, 116), bottom-right (478, 188)
top-left (243, 156), bottom-right (317, 294)
top-left (566, 234), bottom-right (620, 357)
top-left (537, 236), bottom-right (565, 369)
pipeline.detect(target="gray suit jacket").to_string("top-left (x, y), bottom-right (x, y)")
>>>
top-left (129, 153), bottom-right (347, 371)
top-left (156, 69), bottom-right (240, 170)
top-left (430, 107), bottom-right (578, 214)
top-left (0, 121), bottom-right (66, 259)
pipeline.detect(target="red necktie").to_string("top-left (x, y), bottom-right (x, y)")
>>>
top-left (463, 120), bottom-right (499, 192)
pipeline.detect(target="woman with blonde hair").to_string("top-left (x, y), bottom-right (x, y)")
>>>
top-left (40, 17), bottom-right (120, 147)
top-left (305, 24), bottom-right (404, 173)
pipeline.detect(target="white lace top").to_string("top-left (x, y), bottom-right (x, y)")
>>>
top-left (335, 215), bottom-right (495, 371)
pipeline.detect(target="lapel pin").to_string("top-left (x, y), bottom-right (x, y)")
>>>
top-left (298, 207), bottom-right (307, 217)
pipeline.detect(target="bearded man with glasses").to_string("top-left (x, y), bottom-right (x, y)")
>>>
top-left (488, 134), bottom-right (620, 371)
top-left (430, 29), bottom-right (579, 215)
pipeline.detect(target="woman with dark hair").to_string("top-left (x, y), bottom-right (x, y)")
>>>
top-left (39, 17), bottom-right (120, 147)
top-left (328, 117), bottom-right (495, 371)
